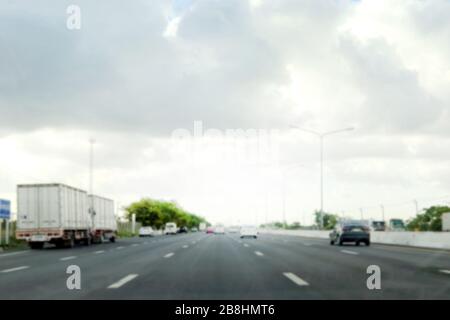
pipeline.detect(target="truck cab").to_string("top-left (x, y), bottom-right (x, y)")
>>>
top-left (389, 219), bottom-right (406, 231)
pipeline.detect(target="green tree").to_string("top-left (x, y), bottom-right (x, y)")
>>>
top-left (125, 198), bottom-right (207, 230)
top-left (286, 222), bottom-right (301, 230)
top-left (407, 206), bottom-right (450, 231)
top-left (314, 211), bottom-right (338, 230)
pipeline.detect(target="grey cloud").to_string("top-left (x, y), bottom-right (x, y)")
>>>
top-left (337, 36), bottom-right (443, 133)
top-left (0, 0), bottom-right (292, 136)
top-left (1, 0), bottom-right (449, 140)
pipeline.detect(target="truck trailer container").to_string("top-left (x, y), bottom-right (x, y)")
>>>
top-left (88, 194), bottom-right (117, 243)
top-left (443, 212), bottom-right (450, 232)
top-left (16, 183), bottom-right (117, 249)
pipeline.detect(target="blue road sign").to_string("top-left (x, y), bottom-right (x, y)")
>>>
top-left (0, 199), bottom-right (11, 219)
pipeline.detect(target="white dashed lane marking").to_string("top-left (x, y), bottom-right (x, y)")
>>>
top-left (164, 253), bottom-right (174, 258)
top-left (60, 256), bottom-right (77, 261)
top-left (108, 274), bottom-right (138, 289)
top-left (254, 251), bottom-right (264, 257)
top-left (283, 272), bottom-right (309, 286)
top-left (0, 251), bottom-right (28, 258)
top-left (1, 266), bottom-right (30, 273)
top-left (341, 250), bottom-right (358, 255)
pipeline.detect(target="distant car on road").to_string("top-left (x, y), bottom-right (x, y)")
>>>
top-left (178, 226), bottom-right (188, 234)
top-left (330, 222), bottom-right (370, 246)
top-left (206, 227), bottom-right (214, 234)
top-left (214, 225), bottom-right (226, 234)
top-left (191, 227), bottom-right (198, 232)
top-left (139, 226), bottom-right (155, 237)
top-left (240, 226), bottom-right (258, 239)
top-left (227, 226), bottom-right (240, 233)
top-left (164, 222), bottom-right (178, 235)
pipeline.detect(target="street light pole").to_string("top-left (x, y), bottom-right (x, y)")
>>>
top-left (89, 138), bottom-right (95, 196)
top-left (282, 180), bottom-right (286, 228)
top-left (320, 136), bottom-right (324, 219)
top-left (281, 163), bottom-right (304, 229)
top-left (89, 138), bottom-right (96, 227)
top-left (290, 126), bottom-right (354, 229)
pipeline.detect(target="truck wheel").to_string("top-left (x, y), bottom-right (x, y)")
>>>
top-left (29, 242), bottom-right (44, 250)
top-left (66, 237), bottom-right (75, 248)
top-left (84, 237), bottom-right (92, 246)
top-left (109, 236), bottom-right (116, 243)
top-left (55, 240), bottom-right (65, 249)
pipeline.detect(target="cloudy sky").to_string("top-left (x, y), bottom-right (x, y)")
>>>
top-left (1, 0), bottom-right (450, 225)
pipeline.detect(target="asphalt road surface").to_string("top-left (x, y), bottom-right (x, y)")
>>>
top-left (0, 232), bottom-right (450, 299)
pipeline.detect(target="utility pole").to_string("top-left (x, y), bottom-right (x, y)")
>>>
top-left (360, 208), bottom-right (364, 220)
top-left (381, 205), bottom-right (385, 222)
top-left (413, 199), bottom-right (419, 215)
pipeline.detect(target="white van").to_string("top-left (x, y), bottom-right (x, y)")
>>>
top-left (139, 226), bottom-right (155, 237)
top-left (240, 226), bottom-right (258, 239)
top-left (164, 222), bottom-right (177, 235)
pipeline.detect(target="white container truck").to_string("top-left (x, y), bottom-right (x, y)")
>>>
top-left (16, 184), bottom-right (117, 249)
top-left (88, 194), bottom-right (117, 243)
top-left (442, 212), bottom-right (450, 231)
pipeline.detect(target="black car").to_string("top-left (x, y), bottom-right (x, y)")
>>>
top-left (330, 222), bottom-right (370, 246)
top-left (177, 226), bottom-right (188, 234)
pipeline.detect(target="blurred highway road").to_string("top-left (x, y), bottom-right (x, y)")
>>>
top-left (1, 233), bottom-right (450, 299)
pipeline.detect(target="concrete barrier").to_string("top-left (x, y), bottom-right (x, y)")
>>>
top-left (262, 229), bottom-right (450, 250)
